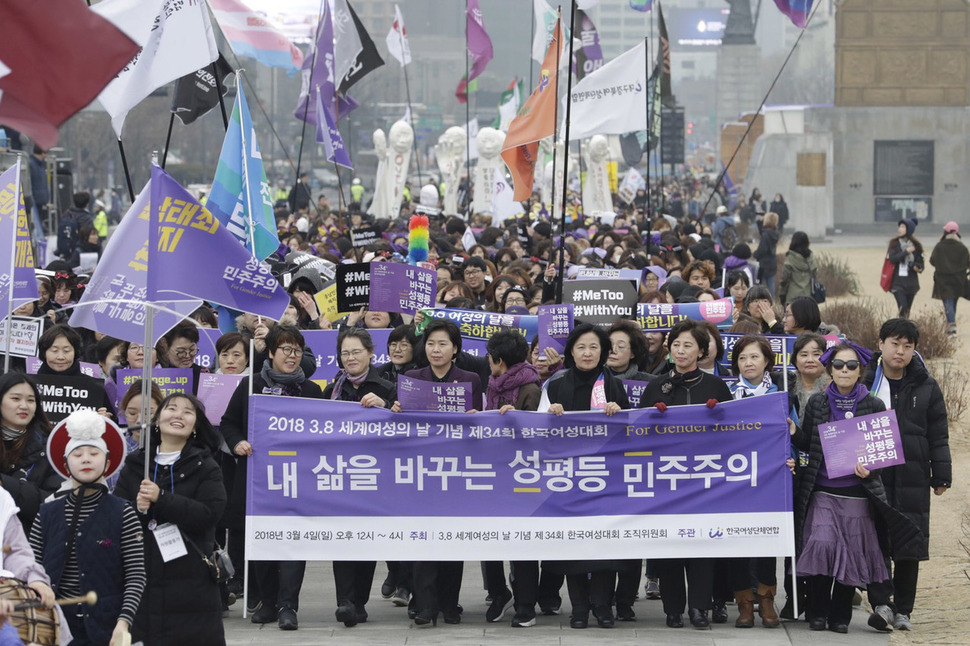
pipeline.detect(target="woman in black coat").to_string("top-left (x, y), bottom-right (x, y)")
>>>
top-left (219, 325), bottom-right (323, 630)
top-left (887, 218), bottom-right (924, 318)
top-left (753, 212), bottom-right (781, 296)
top-left (538, 323), bottom-right (632, 630)
top-left (322, 328), bottom-right (395, 627)
top-left (792, 343), bottom-right (924, 634)
top-left (639, 320), bottom-right (732, 630)
top-left (114, 393), bottom-right (227, 645)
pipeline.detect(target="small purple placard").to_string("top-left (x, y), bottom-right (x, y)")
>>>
top-left (819, 410), bottom-right (905, 478)
top-left (368, 262), bottom-right (437, 315)
top-left (397, 375), bottom-right (472, 412)
top-left (537, 304), bottom-right (573, 355)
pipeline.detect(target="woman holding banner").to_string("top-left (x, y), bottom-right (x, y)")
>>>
top-left (322, 328), bottom-right (396, 628)
top-left (640, 320), bottom-right (732, 630)
top-left (538, 323), bottom-right (632, 630)
top-left (792, 343), bottom-right (922, 633)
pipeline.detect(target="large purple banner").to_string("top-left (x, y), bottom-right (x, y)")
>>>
top-left (637, 299), bottom-right (735, 331)
top-left (246, 392), bottom-right (794, 560)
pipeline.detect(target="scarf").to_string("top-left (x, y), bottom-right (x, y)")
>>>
top-left (38, 360), bottom-right (81, 376)
top-left (825, 380), bottom-right (869, 421)
top-left (869, 358), bottom-right (893, 410)
top-left (260, 359), bottom-right (306, 397)
top-left (330, 368), bottom-right (371, 401)
top-left (732, 372), bottom-right (775, 400)
top-left (667, 367), bottom-right (704, 387)
top-left (485, 361), bottom-right (540, 410)
top-left (0, 426), bottom-right (25, 442)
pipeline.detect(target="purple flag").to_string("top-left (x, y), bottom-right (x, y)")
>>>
top-left (0, 163), bottom-right (39, 319)
top-left (147, 166), bottom-right (289, 320)
top-left (573, 10), bottom-right (603, 81)
top-left (315, 90), bottom-right (353, 169)
top-left (294, 3), bottom-right (358, 125)
top-left (69, 183), bottom-right (201, 344)
top-left (456, 0), bottom-right (493, 103)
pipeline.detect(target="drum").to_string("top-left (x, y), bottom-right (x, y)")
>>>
top-left (0, 578), bottom-right (60, 645)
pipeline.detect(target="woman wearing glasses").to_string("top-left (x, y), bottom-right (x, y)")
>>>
top-left (322, 328), bottom-right (396, 627)
top-left (792, 342), bottom-right (921, 634)
top-left (220, 325), bottom-right (324, 631)
top-left (157, 322), bottom-right (206, 395)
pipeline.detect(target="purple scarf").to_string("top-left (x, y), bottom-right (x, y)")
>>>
top-left (825, 380), bottom-right (869, 421)
top-left (486, 361), bottom-right (540, 410)
top-left (330, 368), bottom-right (370, 401)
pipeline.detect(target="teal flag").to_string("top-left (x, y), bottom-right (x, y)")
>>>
top-left (206, 84), bottom-right (279, 260)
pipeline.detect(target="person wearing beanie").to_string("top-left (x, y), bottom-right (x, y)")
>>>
top-left (887, 219), bottom-right (924, 318)
top-left (31, 409), bottom-right (145, 646)
top-left (723, 243), bottom-right (756, 288)
top-left (929, 221), bottom-right (969, 335)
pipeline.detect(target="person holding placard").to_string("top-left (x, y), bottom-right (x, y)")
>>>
top-left (113, 393), bottom-right (226, 645)
top-left (792, 342), bottom-right (922, 634)
top-left (36, 325), bottom-right (115, 418)
top-left (322, 328), bottom-right (396, 628)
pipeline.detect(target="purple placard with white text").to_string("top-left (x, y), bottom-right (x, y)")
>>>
top-left (397, 375), bottom-right (472, 412)
top-left (26, 357), bottom-right (100, 378)
top-left (537, 304), bottom-right (573, 354)
top-left (819, 409), bottom-right (905, 478)
top-left (198, 373), bottom-right (247, 424)
top-left (623, 379), bottom-right (652, 409)
top-left (368, 262), bottom-right (437, 315)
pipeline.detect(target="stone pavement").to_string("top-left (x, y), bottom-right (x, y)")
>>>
top-left (222, 562), bottom-right (890, 646)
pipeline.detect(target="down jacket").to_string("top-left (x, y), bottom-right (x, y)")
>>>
top-left (863, 353), bottom-right (951, 560)
top-left (793, 391), bottom-right (926, 561)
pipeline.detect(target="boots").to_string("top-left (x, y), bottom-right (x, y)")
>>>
top-left (734, 588), bottom-right (755, 628)
top-left (757, 583), bottom-right (780, 628)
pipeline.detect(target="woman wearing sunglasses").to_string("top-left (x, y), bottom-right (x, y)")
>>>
top-left (791, 342), bottom-right (922, 634)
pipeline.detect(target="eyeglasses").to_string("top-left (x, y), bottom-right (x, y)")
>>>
top-left (173, 346), bottom-right (198, 359)
top-left (340, 349), bottom-right (367, 359)
top-left (611, 343), bottom-right (630, 352)
top-left (830, 359), bottom-right (860, 371)
top-left (388, 342), bottom-right (411, 351)
top-left (129, 344), bottom-right (145, 354)
top-left (464, 268), bottom-right (483, 276)
top-left (276, 346), bottom-right (302, 357)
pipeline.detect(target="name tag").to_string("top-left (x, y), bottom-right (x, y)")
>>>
top-left (152, 523), bottom-right (188, 562)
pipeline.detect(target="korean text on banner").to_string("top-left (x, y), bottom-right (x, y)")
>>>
top-left (246, 392), bottom-right (794, 561)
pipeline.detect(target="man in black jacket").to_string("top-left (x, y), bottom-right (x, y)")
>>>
top-left (863, 318), bottom-right (951, 632)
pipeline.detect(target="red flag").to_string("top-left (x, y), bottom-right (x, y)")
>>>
top-left (0, 1), bottom-right (138, 148)
top-left (501, 17), bottom-right (562, 201)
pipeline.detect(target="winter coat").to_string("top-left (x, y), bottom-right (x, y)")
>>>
top-left (863, 353), bottom-right (951, 559)
top-left (929, 236), bottom-right (969, 300)
top-left (778, 250), bottom-right (817, 304)
top-left (754, 227), bottom-right (780, 279)
top-left (219, 374), bottom-right (324, 535)
top-left (792, 391), bottom-right (926, 561)
top-left (888, 237), bottom-right (924, 294)
top-left (770, 200), bottom-right (789, 229)
top-left (1, 431), bottom-right (63, 530)
top-left (640, 368), bottom-right (732, 409)
top-left (322, 365), bottom-right (395, 405)
top-left (114, 444), bottom-right (227, 645)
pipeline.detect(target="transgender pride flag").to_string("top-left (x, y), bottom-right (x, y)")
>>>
top-left (209, 0), bottom-right (303, 74)
top-left (773, 0), bottom-right (814, 28)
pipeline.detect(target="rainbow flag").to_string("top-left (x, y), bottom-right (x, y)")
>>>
top-left (773, 0), bottom-right (814, 28)
top-left (629, 0), bottom-right (653, 11)
top-left (209, 0), bottom-right (303, 74)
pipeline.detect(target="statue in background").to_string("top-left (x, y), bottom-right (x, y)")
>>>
top-left (435, 126), bottom-right (466, 216)
top-left (385, 121), bottom-right (414, 217)
top-left (582, 135), bottom-right (613, 216)
top-left (368, 129), bottom-right (392, 218)
top-left (473, 127), bottom-right (506, 215)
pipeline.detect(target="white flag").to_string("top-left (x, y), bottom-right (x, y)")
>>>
top-left (497, 82), bottom-right (521, 132)
top-left (0, 58), bottom-right (8, 106)
top-left (490, 176), bottom-right (524, 226)
top-left (97, 0), bottom-right (218, 138)
top-left (532, 0), bottom-right (574, 68)
top-left (332, 0), bottom-right (364, 88)
top-left (566, 41), bottom-right (648, 141)
top-left (385, 4), bottom-right (411, 66)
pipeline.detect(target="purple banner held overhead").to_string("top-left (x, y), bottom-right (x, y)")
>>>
top-left (721, 333), bottom-right (843, 372)
top-left (246, 392), bottom-right (794, 561)
top-left (148, 167), bottom-right (289, 321)
top-left (537, 304), bottom-right (573, 354)
top-left (193, 328), bottom-right (222, 373)
top-left (418, 308), bottom-right (538, 343)
top-left (368, 262), bottom-right (437, 315)
top-left (316, 91), bottom-right (353, 170)
top-left (397, 375), bottom-right (472, 412)
top-left (819, 409), bottom-right (905, 478)
top-left (637, 298), bottom-right (734, 331)
top-left (111, 368), bottom-right (195, 422)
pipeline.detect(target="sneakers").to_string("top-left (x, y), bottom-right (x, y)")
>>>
top-left (867, 604), bottom-right (895, 632)
top-left (250, 604), bottom-right (278, 624)
top-left (893, 613), bottom-right (912, 631)
top-left (511, 607), bottom-right (536, 628)
top-left (644, 578), bottom-right (661, 600)
top-left (278, 607), bottom-right (298, 631)
top-left (485, 589), bottom-right (513, 622)
top-left (390, 587), bottom-right (410, 607)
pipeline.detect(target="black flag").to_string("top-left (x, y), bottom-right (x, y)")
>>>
top-left (337, 1), bottom-right (385, 95)
top-left (658, 2), bottom-right (674, 108)
top-left (171, 54), bottom-right (234, 125)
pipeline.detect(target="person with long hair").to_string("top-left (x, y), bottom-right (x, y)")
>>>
top-left (778, 231), bottom-right (817, 305)
top-left (753, 212), bottom-right (781, 295)
top-left (113, 393), bottom-right (227, 645)
top-left (887, 218), bottom-right (924, 318)
top-left (929, 221), bottom-right (969, 336)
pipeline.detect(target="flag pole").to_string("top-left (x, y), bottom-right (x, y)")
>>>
top-left (161, 114), bottom-right (175, 169)
top-left (556, 4), bottom-right (577, 305)
top-left (398, 20), bottom-right (423, 189)
top-left (3, 159), bottom-right (23, 374)
top-left (464, 0), bottom-right (471, 212)
top-left (295, 0), bottom-right (328, 205)
top-left (143, 152), bottom-right (161, 483)
top-left (529, 4), bottom-right (535, 90)
top-left (213, 60), bottom-right (229, 130)
top-left (117, 141), bottom-right (135, 202)
top-left (643, 37), bottom-right (651, 219)
top-left (237, 81), bottom-right (257, 256)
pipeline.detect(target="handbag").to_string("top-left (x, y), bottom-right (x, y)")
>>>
top-left (811, 269), bottom-right (826, 303)
top-left (184, 533), bottom-right (234, 584)
top-left (963, 274), bottom-right (970, 301)
top-left (879, 256), bottom-right (894, 292)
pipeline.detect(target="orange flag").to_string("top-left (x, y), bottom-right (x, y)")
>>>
top-left (501, 17), bottom-right (562, 201)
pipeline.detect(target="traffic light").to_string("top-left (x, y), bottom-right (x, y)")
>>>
top-left (686, 122), bottom-right (694, 135)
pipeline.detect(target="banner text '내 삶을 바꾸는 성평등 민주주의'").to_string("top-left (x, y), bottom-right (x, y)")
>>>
top-left (245, 393), bottom-right (795, 561)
